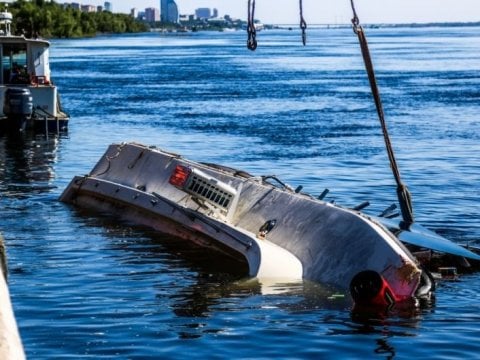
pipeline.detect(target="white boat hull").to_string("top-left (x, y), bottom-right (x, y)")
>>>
top-left (60, 142), bottom-right (425, 304)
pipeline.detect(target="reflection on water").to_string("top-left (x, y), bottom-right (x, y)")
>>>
top-left (62, 208), bottom-right (434, 325)
top-left (0, 133), bottom-right (63, 197)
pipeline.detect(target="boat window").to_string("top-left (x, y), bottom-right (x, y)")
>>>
top-left (2, 44), bottom-right (29, 84)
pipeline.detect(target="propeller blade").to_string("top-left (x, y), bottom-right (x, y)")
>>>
top-left (374, 217), bottom-right (480, 261)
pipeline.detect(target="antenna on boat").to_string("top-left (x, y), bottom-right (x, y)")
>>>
top-left (0, 4), bottom-right (12, 36)
top-left (349, 0), bottom-right (414, 224)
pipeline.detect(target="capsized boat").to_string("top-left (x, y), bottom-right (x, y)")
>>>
top-left (0, 10), bottom-right (68, 132)
top-left (60, 142), bottom-right (480, 308)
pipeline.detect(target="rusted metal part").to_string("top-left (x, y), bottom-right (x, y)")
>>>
top-left (396, 261), bottom-right (421, 284)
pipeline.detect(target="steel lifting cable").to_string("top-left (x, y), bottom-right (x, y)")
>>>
top-left (299, 0), bottom-right (307, 45)
top-left (247, 0), bottom-right (307, 50)
top-left (247, 0), bottom-right (257, 50)
top-left (350, 0), bottom-right (414, 224)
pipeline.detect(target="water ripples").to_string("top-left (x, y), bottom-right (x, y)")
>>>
top-left (1, 27), bottom-right (480, 358)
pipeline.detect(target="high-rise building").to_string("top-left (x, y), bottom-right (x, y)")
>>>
top-left (104, 2), bottom-right (112, 12)
top-left (130, 8), bottom-right (138, 19)
top-left (160, 0), bottom-right (179, 23)
top-left (195, 8), bottom-right (211, 20)
top-left (145, 7), bottom-right (160, 22)
top-left (81, 5), bottom-right (96, 13)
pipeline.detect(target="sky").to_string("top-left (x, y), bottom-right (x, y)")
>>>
top-left (91, 0), bottom-right (480, 24)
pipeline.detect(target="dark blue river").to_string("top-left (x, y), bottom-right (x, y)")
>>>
top-left (1, 27), bottom-right (480, 359)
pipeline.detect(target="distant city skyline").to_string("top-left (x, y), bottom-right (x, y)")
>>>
top-left (72, 0), bottom-right (480, 24)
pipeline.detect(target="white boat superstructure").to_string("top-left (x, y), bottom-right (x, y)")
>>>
top-left (0, 10), bottom-right (68, 132)
top-left (59, 142), bottom-right (480, 308)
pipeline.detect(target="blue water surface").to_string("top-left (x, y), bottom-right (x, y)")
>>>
top-left (1, 26), bottom-right (480, 359)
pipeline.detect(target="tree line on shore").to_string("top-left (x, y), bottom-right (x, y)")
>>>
top-left (5, 0), bottom-right (148, 38)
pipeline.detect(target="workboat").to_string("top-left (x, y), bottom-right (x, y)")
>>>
top-left (60, 142), bottom-right (480, 308)
top-left (0, 10), bottom-right (68, 132)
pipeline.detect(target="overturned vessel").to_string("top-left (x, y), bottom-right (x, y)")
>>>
top-left (60, 142), bottom-right (480, 307)
top-left (0, 10), bottom-right (68, 132)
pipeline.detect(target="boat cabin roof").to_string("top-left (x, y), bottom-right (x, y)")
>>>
top-left (0, 35), bottom-right (50, 48)
top-left (0, 10), bottom-right (49, 47)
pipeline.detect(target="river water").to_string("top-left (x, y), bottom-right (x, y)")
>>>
top-left (1, 27), bottom-right (480, 359)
